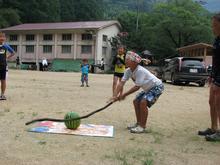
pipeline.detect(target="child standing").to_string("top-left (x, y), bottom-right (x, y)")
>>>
top-left (112, 46), bottom-right (126, 96)
top-left (16, 56), bottom-right (20, 69)
top-left (0, 32), bottom-right (15, 100)
top-left (42, 57), bottom-right (48, 71)
top-left (80, 59), bottom-right (90, 87)
top-left (110, 51), bottom-right (164, 133)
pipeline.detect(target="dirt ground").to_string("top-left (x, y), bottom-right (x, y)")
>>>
top-left (0, 70), bottom-right (219, 165)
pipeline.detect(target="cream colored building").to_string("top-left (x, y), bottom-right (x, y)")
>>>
top-left (2, 21), bottom-right (121, 71)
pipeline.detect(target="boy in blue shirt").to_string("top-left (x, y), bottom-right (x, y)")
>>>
top-left (80, 59), bottom-right (90, 87)
top-left (0, 32), bottom-right (15, 100)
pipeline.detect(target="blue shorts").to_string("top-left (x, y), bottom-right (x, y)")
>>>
top-left (81, 73), bottom-right (88, 82)
top-left (135, 84), bottom-right (164, 108)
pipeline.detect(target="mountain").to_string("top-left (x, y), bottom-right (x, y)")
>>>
top-left (103, 0), bottom-right (219, 19)
top-left (103, 0), bottom-right (156, 18)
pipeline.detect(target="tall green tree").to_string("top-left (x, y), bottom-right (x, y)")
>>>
top-left (145, 0), bottom-right (213, 59)
top-left (0, 0), bottom-right (21, 28)
top-left (0, 9), bottom-right (21, 28)
top-left (60, 0), bottom-right (76, 21)
top-left (117, 0), bottom-right (213, 60)
top-left (59, 0), bottom-right (104, 21)
top-left (18, 0), bottom-right (60, 23)
top-left (74, 0), bottom-right (104, 21)
top-left (103, 0), bottom-right (156, 19)
top-left (117, 11), bottom-right (152, 53)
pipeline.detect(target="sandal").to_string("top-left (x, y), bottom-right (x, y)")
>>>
top-left (127, 123), bottom-right (138, 130)
top-left (130, 126), bottom-right (146, 133)
top-left (0, 95), bottom-right (7, 100)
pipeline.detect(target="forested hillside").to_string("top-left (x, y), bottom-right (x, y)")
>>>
top-left (0, 0), bottom-right (162, 28)
top-left (0, 0), bottom-right (104, 28)
top-left (103, 0), bottom-right (157, 18)
top-left (0, 0), bottom-right (216, 59)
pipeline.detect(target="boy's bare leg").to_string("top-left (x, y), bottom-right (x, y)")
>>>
top-left (205, 85), bottom-right (220, 141)
top-left (139, 99), bottom-right (148, 128)
top-left (81, 74), bottom-right (84, 86)
top-left (209, 85), bottom-right (218, 131)
top-left (85, 75), bottom-right (89, 86)
top-left (215, 86), bottom-right (220, 127)
top-left (118, 77), bottom-right (123, 95)
top-left (1, 80), bottom-right (6, 96)
top-left (133, 99), bottom-right (140, 125)
top-left (112, 76), bottom-right (118, 95)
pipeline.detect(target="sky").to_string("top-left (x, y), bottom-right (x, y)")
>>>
top-left (198, 0), bottom-right (220, 12)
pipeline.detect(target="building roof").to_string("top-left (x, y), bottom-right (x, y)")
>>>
top-left (2, 20), bottom-right (121, 32)
top-left (177, 43), bottom-right (213, 52)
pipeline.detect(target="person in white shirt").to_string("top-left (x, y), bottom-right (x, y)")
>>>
top-left (42, 57), bottom-right (48, 71)
top-left (110, 51), bottom-right (164, 133)
top-left (100, 58), bottom-right (105, 70)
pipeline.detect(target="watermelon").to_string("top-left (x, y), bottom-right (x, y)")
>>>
top-left (64, 112), bottom-right (81, 130)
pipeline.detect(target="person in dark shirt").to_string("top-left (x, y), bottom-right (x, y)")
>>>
top-left (198, 13), bottom-right (220, 141)
top-left (0, 32), bottom-right (15, 100)
top-left (16, 56), bottom-right (20, 69)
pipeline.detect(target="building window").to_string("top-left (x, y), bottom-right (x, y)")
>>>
top-left (103, 35), bottom-right (108, 42)
top-left (62, 34), bottom-right (72, 41)
top-left (62, 45), bottom-right (71, 53)
top-left (82, 34), bottom-right (92, 40)
top-left (43, 45), bottom-right (52, 53)
top-left (9, 35), bottom-right (18, 41)
top-left (102, 47), bottom-right (107, 56)
top-left (10, 45), bottom-right (17, 52)
top-left (43, 34), bottom-right (53, 41)
top-left (26, 45), bottom-right (34, 53)
top-left (81, 45), bottom-right (92, 54)
top-left (26, 34), bottom-right (35, 41)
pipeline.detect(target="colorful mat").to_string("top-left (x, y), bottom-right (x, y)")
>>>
top-left (28, 121), bottom-right (114, 137)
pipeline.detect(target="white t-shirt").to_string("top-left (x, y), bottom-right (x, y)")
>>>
top-left (122, 65), bottom-right (162, 92)
top-left (42, 59), bottom-right (48, 66)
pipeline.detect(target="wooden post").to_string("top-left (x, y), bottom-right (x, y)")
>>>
top-left (73, 33), bottom-right (77, 60)
top-left (54, 33), bottom-right (57, 59)
top-left (35, 34), bottom-right (39, 70)
top-left (204, 47), bottom-right (207, 65)
top-left (19, 34), bottom-right (22, 64)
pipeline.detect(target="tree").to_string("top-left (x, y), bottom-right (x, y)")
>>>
top-left (0, 8), bottom-right (21, 28)
top-left (103, 0), bottom-right (156, 19)
top-left (0, 0), bottom-right (21, 28)
top-left (117, 0), bottom-right (213, 60)
top-left (145, 0), bottom-right (213, 59)
top-left (117, 11), bottom-right (151, 53)
top-left (60, 0), bottom-right (76, 21)
top-left (74, 0), bottom-right (104, 21)
top-left (59, 0), bottom-right (104, 21)
top-left (18, 0), bottom-right (60, 23)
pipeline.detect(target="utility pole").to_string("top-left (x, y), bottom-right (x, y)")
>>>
top-left (136, 0), bottom-right (139, 32)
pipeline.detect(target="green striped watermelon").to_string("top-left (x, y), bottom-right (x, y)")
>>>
top-left (64, 112), bottom-right (81, 130)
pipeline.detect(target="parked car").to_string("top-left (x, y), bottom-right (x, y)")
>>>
top-left (161, 57), bottom-right (208, 87)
